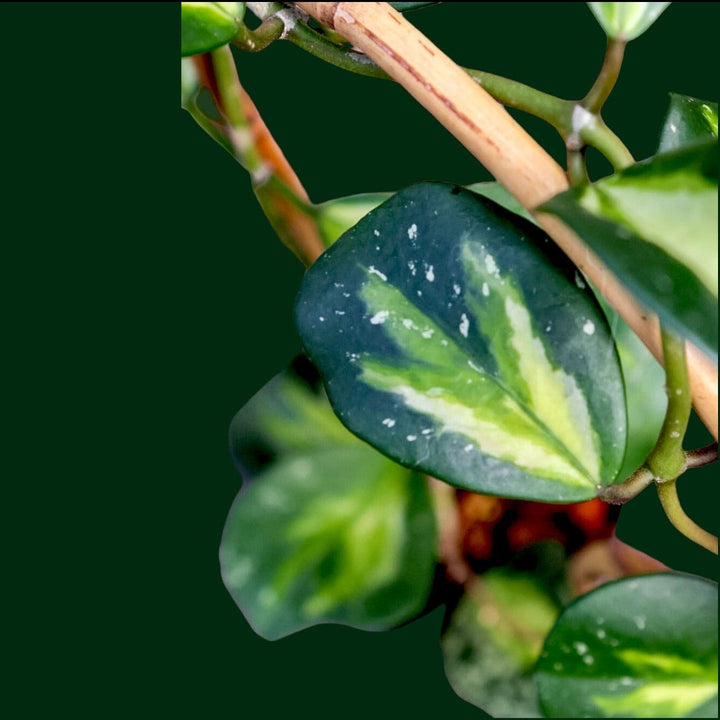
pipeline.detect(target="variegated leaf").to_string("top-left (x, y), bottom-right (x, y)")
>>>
top-left (296, 183), bottom-right (627, 503)
top-left (658, 93), bottom-right (718, 153)
top-left (542, 141), bottom-right (718, 360)
top-left (536, 573), bottom-right (718, 718)
top-left (221, 362), bottom-right (437, 640)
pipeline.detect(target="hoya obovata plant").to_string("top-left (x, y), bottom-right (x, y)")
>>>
top-left (181, 3), bottom-right (717, 717)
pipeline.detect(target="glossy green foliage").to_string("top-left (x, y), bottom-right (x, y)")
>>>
top-left (542, 141), bottom-right (718, 360)
top-left (587, 2), bottom-right (670, 40)
top-left (537, 573), bottom-right (718, 718)
top-left (181, 2), bottom-right (242, 57)
top-left (658, 94), bottom-right (718, 153)
top-left (296, 183), bottom-right (627, 502)
top-left (221, 362), bottom-right (437, 640)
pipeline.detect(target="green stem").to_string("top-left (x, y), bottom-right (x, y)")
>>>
top-left (579, 117), bottom-right (634, 170)
top-left (210, 45), bottom-right (266, 176)
top-left (567, 147), bottom-right (589, 186)
top-left (583, 39), bottom-right (627, 114)
top-left (647, 331), bottom-right (692, 481)
top-left (465, 69), bottom-right (574, 134)
top-left (656, 480), bottom-right (718, 554)
top-left (182, 96), bottom-right (234, 156)
top-left (233, 15), bottom-right (284, 51)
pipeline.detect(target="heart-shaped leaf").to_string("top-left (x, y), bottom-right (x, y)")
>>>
top-left (542, 141), bottom-right (718, 360)
top-left (659, 93), bottom-right (718, 153)
top-left (296, 183), bottom-right (627, 503)
top-left (221, 363), bottom-right (437, 640)
top-left (181, 2), bottom-right (242, 57)
top-left (587, 2), bottom-right (671, 41)
top-left (536, 573), bottom-right (718, 718)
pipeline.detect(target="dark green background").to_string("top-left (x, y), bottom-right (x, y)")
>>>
top-left (5, 3), bottom-right (717, 717)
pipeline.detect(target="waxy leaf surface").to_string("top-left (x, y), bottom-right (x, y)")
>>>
top-left (221, 363), bottom-right (437, 640)
top-left (658, 93), bottom-right (718, 153)
top-left (537, 573), bottom-right (718, 718)
top-left (296, 183), bottom-right (626, 503)
top-left (542, 142), bottom-right (718, 360)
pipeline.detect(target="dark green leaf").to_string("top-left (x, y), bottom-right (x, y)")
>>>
top-left (587, 2), bottom-right (671, 40)
top-left (542, 142), bottom-right (718, 360)
top-left (659, 93), bottom-right (718, 153)
top-left (181, 2), bottom-right (242, 57)
top-left (296, 183), bottom-right (627, 503)
top-left (536, 573), bottom-right (718, 718)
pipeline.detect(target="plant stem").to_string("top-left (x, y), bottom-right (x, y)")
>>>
top-left (685, 443), bottom-right (718, 469)
top-left (579, 117), bottom-right (634, 170)
top-left (656, 480), bottom-right (718, 554)
top-left (599, 465), bottom-right (654, 505)
top-left (233, 15), bottom-right (285, 51)
top-left (567, 148), bottom-right (589, 186)
top-left (647, 331), bottom-right (692, 481)
top-left (195, 48), bottom-right (325, 266)
top-left (583, 39), bottom-right (627, 114)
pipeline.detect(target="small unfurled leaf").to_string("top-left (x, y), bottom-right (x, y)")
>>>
top-left (296, 183), bottom-right (627, 503)
top-left (222, 361), bottom-right (437, 640)
top-left (442, 549), bottom-right (564, 717)
top-left (587, 2), bottom-right (671, 41)
top-left (542, 141), bottom-right (718, 360)
top-left (659, 93), bottom-right (718, 153)
top-left (536, 573), bottom-right (718, 718)
top-left (181, 2), bottom-right (242, 57)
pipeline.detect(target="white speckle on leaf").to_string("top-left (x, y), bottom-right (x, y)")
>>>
top-left (459, 313), bottom-right (470, 337)
top-left (368, 265), bottom-right (387, 281)
top-left (634, 615), bottom-right (646, 630)
top-left (467, 360), bottom-right (483, 374)
top-left (417, 290), bottom-right (423, 297)
top-left (463, 444), bottom-right (473, 452)
top-left (669, 122), bottom-right (677, 133)
top-left (670, 431), bottom-right (680, 438)
top-left (382, 418), bottom-right (396, 428)
top-left (335, 310), bottom-right (345, 315)
top-left (583, 655), bottom-right (595, 665)
top-left (425, 264), bottom-right (435, 282)
top-left (575, 271), bottom-right (586, 289)
top-left (407, 223), bottom-right (418, 239)
top-left (596, 629), bottom-right (606, 640)
top-left (373, 229), bottom-right (380, 237)
top-left (441, 339), bottom-right (448, 346)
top-left (370, 310), bottom-right (390, 324)
top-left (482, 282), bottom-right (490, 297)
top-left (620, 677), bottom-right (633, 686)
top-left (421, 428), bottom-right (433, 435)
top-left (421, 328), bottom-right (434, 339)
top-left (342, 292), bottom-right (350, 298)
top-left (484, 254), bottom-right (499, 277)
top-left (402, 318), bottom-right (417, 330)
top-left (408, 261), bottom-right (417, 276)
top-left (583, 320), bottom-right (595, 335)
top-left (573, 641), bottom-right (588, 655)
top-left (319, 316), bottom-right (325, 322)
top-left (407, 434), bottom-right (417, 442)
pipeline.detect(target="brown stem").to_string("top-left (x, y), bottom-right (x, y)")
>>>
top-left (293, 2), bottom-right (718, 439)
top-left (192, 53), bottom-right (325, 266)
